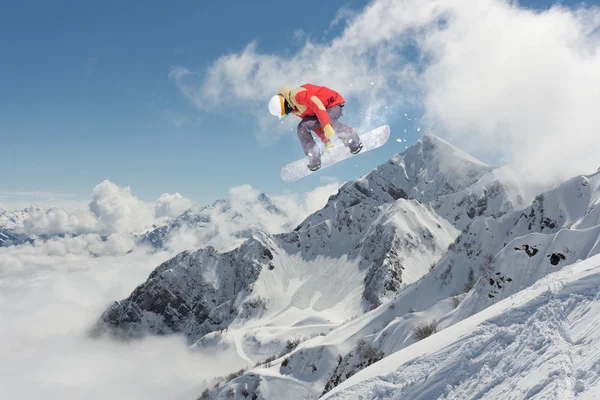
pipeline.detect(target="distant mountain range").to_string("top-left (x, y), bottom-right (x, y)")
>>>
top-left (0, 190), bottom-right (290, 252)
top-left (137, 192), bottom-right (289, 252)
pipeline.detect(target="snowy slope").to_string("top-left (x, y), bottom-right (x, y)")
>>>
top-left (314, 171), bottom-right (600, 398)
top-left (372, 171), bottom-right (600, 327)
top-left (137, 193), bottom-right (290, 252)
top-left (193, 163), bottom-right (600, 400)
top-left (324, 254), bottom-right (600, 400)
top-left (206, 253), bottom-right (600, 400)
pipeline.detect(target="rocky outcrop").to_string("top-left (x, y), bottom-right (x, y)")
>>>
top-left (91, 238), bottom-right (275, 340)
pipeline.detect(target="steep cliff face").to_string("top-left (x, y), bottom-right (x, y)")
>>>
top-left (91, 238), bottom-right (275, 339)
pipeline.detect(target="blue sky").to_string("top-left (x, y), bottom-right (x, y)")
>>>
top-left (0, 0), bottom-right (592, 207)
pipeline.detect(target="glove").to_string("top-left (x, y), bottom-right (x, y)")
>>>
top-left (325, 140), bottom-right (335, 153)
top-left (323, 124), bottom-right (335, 139)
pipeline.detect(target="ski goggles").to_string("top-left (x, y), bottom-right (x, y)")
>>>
top-left (278, 95), bottom-right (286, 118)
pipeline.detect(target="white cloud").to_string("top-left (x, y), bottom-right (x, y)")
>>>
top-left (4, 178), bottom-right (342, 258)
top-left (89, 180), bottom-right (155, 234)
top-left (47, 233), bottom-right (136, 257)
top-left (168, 67), bottom-right (206, 111)
top-left (158, 183), bottom-right (342, 253)
top-left (226, 183), bottom-right (341, 229)
top-left (329, 7), bottom-right (357, 30)
top-left (0, 243), bottom-right (242, 400)
top-left (418, 0), bottom-right (600, 184)
top-left (154, 192), bottom-right (194, 219)
top-left (171, 0), bottom-right (600, 185)
top-left (14, 181), bottom-right (184, 240)
top-left (204, 184), bottom-right (291, 250)
top-left (272, 182), bottom-right (341, 226)
top-left (303, 182), bottom-right (341, 212)
top-left (23, 206), bottom-right (100, 236)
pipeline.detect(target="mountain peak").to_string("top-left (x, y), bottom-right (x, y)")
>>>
top-left (297, 134), bottom-right (495, 231)
top-left (399, 134), bottom-right (489, 168)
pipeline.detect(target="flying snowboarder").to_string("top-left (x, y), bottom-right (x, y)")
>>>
top-left (268, 84), bottom-right (363, 171)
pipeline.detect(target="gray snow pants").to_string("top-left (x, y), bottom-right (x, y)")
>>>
top-left (297, 105), bottom-right (360, 161)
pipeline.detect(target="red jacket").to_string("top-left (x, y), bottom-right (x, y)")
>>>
top-left (278, 84), bottom-right (345, 143)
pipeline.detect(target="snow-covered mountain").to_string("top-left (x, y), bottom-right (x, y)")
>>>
top-left (298, 135), bottom-right (523, 234)
top-left (0, 208), bottom-right (32, 246)
top-left (0, 208), bottom-right (30, 227)
top-left (324, 253), bottom-right (600, 400)
top-left (92, 198), bottom-right (458, 341)
top-left (91, 134), bottom-right (600, 399)
top-left (137, 193), bottom-right (290, 252)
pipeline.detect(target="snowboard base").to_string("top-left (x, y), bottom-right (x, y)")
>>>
top-left (280, 125), bottom-right (390, 182)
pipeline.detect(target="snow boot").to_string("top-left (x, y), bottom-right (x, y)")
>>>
top-left (349, 139), bottom-right (363, 155)
top-left (307, 157), bottom-right (321, 171)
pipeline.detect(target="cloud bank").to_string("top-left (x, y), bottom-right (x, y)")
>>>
top-left (154, 192), bottom-right (195, 219)
top-left (11, 181), bottom-right (196, 241)
top-left (171, 0), bottom-right (600, 184)
top-left (0, 182), bottom-right (341, 398)
top-left (271, 181), bottom-right (341, 225)
top-left (4, 178), bottom-right (340, 257)
top-left (0, 245), bottom-right (242, 400)
top-left (160, 182), bottom-right (341, 253)
top-left (89, 180), bottom-right (155, 234)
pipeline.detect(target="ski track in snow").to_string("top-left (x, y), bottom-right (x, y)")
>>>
top-left (323, 255), bottom-right (600, 400)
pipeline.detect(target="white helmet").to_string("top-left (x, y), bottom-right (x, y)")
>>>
top-left (268, 95), bottom-right (285, 118)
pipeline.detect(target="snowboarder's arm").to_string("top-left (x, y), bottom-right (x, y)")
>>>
top-left (307, 96), bottom-right (331, 128)
top-left (295, 91), bottom-right (332, 128)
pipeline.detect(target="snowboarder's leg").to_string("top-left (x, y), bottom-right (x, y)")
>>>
top-left (297, 117), bottom-right (322, 171)
top-left (327, 106), bottom-right (363, 154)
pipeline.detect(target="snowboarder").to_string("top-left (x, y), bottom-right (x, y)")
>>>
top-left (269, 84), bottom-right (363, 171)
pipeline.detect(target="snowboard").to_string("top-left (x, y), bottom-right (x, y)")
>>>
top-left (280, 125), bottom-right (390, 182)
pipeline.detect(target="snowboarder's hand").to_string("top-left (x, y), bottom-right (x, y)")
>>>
top-left (324, 124), bottom-right (335, 139)
top-left (325, 140), bottom-right (335, 153)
